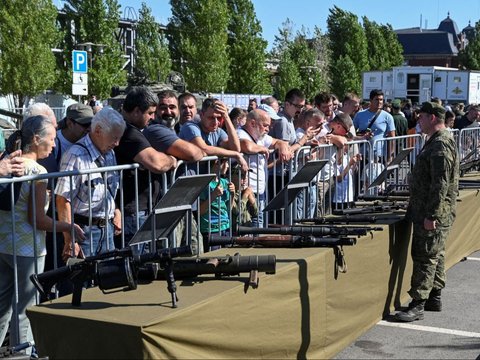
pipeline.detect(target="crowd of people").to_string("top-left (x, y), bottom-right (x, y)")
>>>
top-left (0, 85), bottom-right (471, 349)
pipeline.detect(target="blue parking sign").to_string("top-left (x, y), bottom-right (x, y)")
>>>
top-left (72, 50), bottom-right (88, 73)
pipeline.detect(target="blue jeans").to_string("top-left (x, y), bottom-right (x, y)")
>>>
top-left (0, 254), bottom-right (45, 348)
top-left (295, 184), bottom-right (317, 220)
top-left (79, 222), bottom-right (115, 257)
top-left (251, 192), bottom-right (265, 228)
top-left (124, 211), bottom-right (149, 255)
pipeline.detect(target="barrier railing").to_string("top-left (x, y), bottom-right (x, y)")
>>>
top-left (1, 131), bottom-right (461, 347)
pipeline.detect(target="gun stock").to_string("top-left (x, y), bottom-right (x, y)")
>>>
top-left (30, 245), bottom-right (192, 308)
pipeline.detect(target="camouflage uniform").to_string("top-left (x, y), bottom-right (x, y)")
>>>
top-left (407, 129), bottom-right (459, 300)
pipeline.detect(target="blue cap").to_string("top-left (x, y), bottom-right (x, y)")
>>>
top-left (257, 104), bottom-right (281, 120)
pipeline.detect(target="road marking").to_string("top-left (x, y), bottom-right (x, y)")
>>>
top-left (378, 321), bottom-right (480, 338)
top-left (466, 257), bottom-right (480, 261)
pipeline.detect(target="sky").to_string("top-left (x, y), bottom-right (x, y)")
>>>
top-left (109, 0), bottom-right (480, 50)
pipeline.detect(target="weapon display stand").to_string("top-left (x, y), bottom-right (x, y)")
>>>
top-left (128, 174), bottom-right (214, 306)
top-left (265, 160), bottom-right (328, 225)
top-left (367, 147), bottom-right (413, 192)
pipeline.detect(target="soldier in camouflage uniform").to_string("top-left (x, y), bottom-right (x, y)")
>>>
top-left (395, 102), bottom-right (459, 322)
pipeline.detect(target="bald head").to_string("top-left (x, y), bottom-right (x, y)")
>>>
top-left (245, 109), bottom-right (271, 140)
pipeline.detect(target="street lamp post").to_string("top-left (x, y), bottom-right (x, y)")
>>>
top-left (76, 42), bottom-right (104, 69)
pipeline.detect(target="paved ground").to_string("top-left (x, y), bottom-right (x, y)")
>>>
top-left (335, 250), bottom-right (480, 359)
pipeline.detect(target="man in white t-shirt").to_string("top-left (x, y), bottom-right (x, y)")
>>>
top-left (237, 108), bottom-right (291, 227)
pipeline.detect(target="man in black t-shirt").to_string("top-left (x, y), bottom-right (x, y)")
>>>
top-left (454, 105), bottom-right (480, 130)
top-left (114, 86), bottom-right (177, 245)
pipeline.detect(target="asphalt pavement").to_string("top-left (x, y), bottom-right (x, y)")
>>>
top-left (335, 250), bottom-right (480, 359)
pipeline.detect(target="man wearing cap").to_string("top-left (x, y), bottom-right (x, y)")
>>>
top-left (395, 101), bottom-right (459, 322)
top-left (38, 103), bottom-right (93, 173)
top-left (391, 99), bottom-right (408, 136)
top-left (238, 108), bottom-right (291, 227)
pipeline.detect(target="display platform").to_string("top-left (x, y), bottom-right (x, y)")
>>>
top-left (27, 187), bottom-right (480, 359)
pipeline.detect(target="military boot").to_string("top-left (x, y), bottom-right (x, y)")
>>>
top-left (394, 299), bottom-right (425, 322)
top-left (424, 289), bottom-right (442, 311)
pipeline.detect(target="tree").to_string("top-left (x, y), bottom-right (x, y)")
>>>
top-left (363, 17), bottom-right (389, 70)
top-left (0, 0), bottom-right (60, 109)
top-left (226, 0), bottom-right (271, 94)
top-left (272, 20), bottom-right (330, 101)
top-left (135, 2), bottom-right (172, 83)
top-left (274, 50), bottom-right (301, 101)
top-left (380, 24), bottom-right (404, 68)
top-left (327, 6), bottom-right (369, 98)
top-left (168, 0), bottom-right (230, 93)
top-left (459, 20), bottom-right (480, 70)
top-left (62, 0), bottom-right (127, 99)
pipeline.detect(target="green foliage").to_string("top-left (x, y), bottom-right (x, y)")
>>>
top-left (327, 6), bottom-right (369, 97)
top-left (226, 0), bottom-right (271, 94)
top-left (136, 2), bottom-right (172, 83)
top-left (168, 0), bottom-right (230, 93)
top-left (363, 17), bottom-right (389, 70)
top-left (62, 0), bottom-right (127, 99)
top-left (459, 20), bottom-right (480, 70)
top-left (380, 24), bottom-right (404, 68)
top-left (274, 51), bottom-right (301, 101)
top-left (0, 0), bottom-right (60, 107)
top-left (272, 20), bottom-right (330, 101)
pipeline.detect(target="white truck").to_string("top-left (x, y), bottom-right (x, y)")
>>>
top-left (362, 66), bottom-right (480, 105)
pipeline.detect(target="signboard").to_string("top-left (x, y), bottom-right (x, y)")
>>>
top-left (72, 84), bottom-right (88, 96)
top-left (72, 50), bottom-right (88, 73)
top-left (73, 73), bottom-right (88, 85)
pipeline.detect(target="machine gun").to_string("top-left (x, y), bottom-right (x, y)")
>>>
top-left (208, 232), bottom-right (356, 277)
top-left (209, 234), bottom-right (356, 248)
top-left (236, 225), bottom-right (382, 238)
top-left (30, 245), bottom-right (192, 308)
top-left (141, 254), bottom-right (276, 291)
top-left (297, 214), bottom-right (405, 224)
top-left (332, 203), bottom-right (407, 216)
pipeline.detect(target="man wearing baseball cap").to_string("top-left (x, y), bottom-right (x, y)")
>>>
top-left (395, 101), bottom-right (459, 322)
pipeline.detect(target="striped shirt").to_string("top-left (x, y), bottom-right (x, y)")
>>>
top-left (55, 135), bottom-right (118, 219)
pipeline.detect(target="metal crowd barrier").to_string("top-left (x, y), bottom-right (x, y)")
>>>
top-left (0, 131), bottom-right (439, 346)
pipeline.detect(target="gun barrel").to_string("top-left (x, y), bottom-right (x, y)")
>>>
top-left (164, 254), bottom-right (277, 277)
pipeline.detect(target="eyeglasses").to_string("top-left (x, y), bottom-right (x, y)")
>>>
top-left (288, 101), bottom-right (304, 110)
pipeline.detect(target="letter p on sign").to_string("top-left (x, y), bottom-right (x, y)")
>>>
top-left (72, 50), bottom-right (88, 73)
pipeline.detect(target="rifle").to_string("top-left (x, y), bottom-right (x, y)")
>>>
top-left (208, 234), bottom-right (356, 248)
top-left (0, 342), bottom-right (34, 359)
top-left (460, 159), bottom-right (480, 176)
top-left (236, 225), bottom-right (382, 237)
top-left (332, 204), bottom-right (407, 216)
top-left (358, 194), bottom-right (410, 202)
top-left (297, 214), bottom-right (406, 224)
top-left (30, 245), bottom-right (192, 308)
top-left (140, 254), bottom-right (276, 291)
